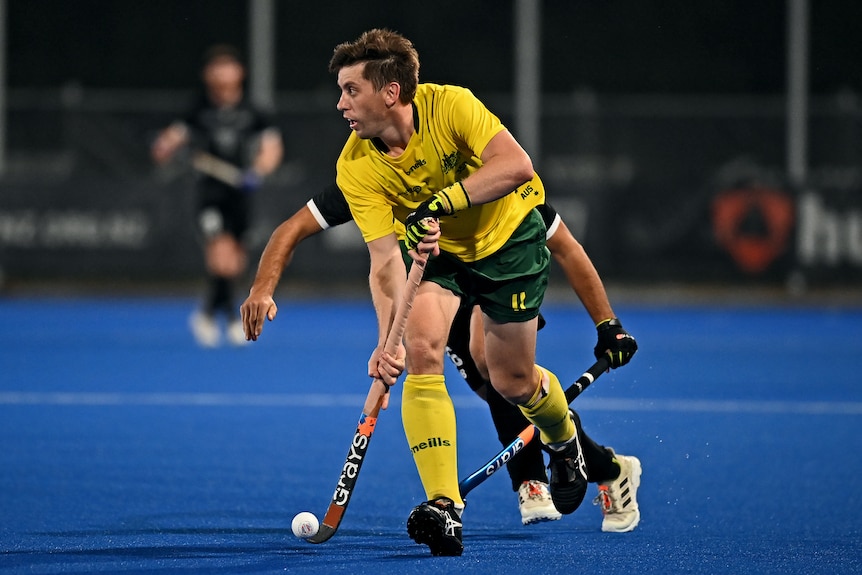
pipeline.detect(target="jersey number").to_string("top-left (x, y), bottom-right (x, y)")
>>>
top-left (511, 291), bottom-right (527, 312)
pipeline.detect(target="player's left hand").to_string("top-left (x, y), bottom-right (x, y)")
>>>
top-left (594, 318), bottom-right (638, 368)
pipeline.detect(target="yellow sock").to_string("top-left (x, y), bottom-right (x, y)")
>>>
top-left (517, 365), bottom-right (574, 445)
top-left (401, 374), bottom-right (463, 507)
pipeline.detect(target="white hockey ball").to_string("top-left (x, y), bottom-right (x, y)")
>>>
top-left (291, 511), bottom-right (320, 539)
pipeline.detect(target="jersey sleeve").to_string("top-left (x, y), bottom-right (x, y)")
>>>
top-left (308, 183), bottom-right (354, 229)
top-left (445, 87), bottom-right (507, 161)
top-left (536, 203), bottom-right (562, 240)
top-left (336, 153), bottom-right (398, 243)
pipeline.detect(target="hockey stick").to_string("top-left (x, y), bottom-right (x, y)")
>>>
top-left (306, 255), bottom-right (427, 544)
top-left (191, 151), bottom-right (244, 188)
top-left (458, 355), bottom-right (611, 499)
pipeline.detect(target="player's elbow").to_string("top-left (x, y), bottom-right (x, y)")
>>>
top-left (511, 154), bottom-right (535, 187)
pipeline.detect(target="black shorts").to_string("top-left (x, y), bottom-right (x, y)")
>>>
top-left (196, 182), bottom-right (251, 240)
top-left (445, 303), bottom-right (486, 393)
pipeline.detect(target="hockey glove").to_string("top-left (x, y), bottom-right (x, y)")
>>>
top-left (594, 318), bottom-right (638, 368)
top-left (404, 182), bottom-right (471, 252)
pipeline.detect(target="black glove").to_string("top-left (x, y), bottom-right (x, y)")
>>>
top-left (594, 318), bottom-right (637, 368)
top-left (404, 194), bottom-right (447, 252)
top-left (405, 183), bottom-right (472, 251)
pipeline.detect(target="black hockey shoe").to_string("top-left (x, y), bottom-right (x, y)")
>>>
top-left (406, 497), bottom-right (463, 556)
top-left (545, 410), bottom-right (589, 515)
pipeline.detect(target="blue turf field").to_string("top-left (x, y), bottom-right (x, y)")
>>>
top-left (1, 296), bottom-right (861, 574)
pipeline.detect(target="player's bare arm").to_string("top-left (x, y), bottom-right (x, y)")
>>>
top-left (403, 132), bottom-right (533, 253)
top-left (241, 206), bottom-right (324, 340)
top-left (546, 217), bottom-right (637, 368)
top-left (366, 234), bottom-right (407, 386)
top-left (460, 129), bottom-right (535, 205)
top-left (546, 218), bottom-right (615, 325)
top-left (150, 122), bottom-right (188, 164)
top-left (251, 129), bottom-right (284, 177)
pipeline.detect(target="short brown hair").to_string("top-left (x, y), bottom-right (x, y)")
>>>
top-left (329, 29), bottom-right (420, 104)
top-left (203, 44), bottom-right (243, 67)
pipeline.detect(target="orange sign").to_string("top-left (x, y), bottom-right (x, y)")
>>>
top-left (712, 187), bottom-right (795, 274)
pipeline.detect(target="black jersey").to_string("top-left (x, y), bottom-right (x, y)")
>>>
top-left (181, 94), bottom-right (280, 238)
top-left (308, 183), bottom-right (555, 392)
top-left (183, 94), bottom-right (277, 170)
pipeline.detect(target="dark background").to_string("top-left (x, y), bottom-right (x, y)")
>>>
top-left (9, 0), bottom-right (862, 94)
top-left (2, 0), bottom-right (861, 296)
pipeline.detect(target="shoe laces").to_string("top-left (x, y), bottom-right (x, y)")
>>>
top-left (442, 513), bottom-right (460, 537)
top-left (593, 484), bottom-right (614, 513)
top-left (521, 480), bottom-right (546, 501)
top-left (429, 498), bottom-right (462, 535)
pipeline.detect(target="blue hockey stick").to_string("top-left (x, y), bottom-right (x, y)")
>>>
top-left (459, 356), bottom-right (611, 498)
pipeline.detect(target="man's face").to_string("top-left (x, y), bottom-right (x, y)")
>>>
top-left (203, 57), bottom-right (244, 107)
top-left (336, 63), bottom-right (389, 140)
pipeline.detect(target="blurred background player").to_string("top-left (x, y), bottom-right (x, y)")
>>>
top-left (240, 184), bottom-right (640, 530)
top-left (151, 44), bottom-right (284, 347)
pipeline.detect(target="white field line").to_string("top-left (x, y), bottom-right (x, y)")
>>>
top-left (0, 392), bottom-right (861, 415)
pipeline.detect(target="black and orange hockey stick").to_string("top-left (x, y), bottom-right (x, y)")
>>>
top-left (306, 255), bottom-right (427, 544)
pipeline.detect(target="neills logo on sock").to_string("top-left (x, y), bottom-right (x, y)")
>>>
top-left (410, 437), bottom-right (451, 453)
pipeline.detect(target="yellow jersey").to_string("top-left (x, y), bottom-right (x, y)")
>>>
top-left (336, 83), bottom-right (544, 262)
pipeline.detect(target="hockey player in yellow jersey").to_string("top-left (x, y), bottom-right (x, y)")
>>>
top-left (328, 29), bottom-right (638, 556)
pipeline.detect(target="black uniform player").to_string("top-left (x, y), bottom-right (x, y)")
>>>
top-left (242, 184), bottom-right (642, 530)
top-left (152, 44), bottom-right (284, 347)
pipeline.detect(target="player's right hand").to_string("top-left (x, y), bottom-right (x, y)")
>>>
top-left (404, 194), bottom-right (448, 252)
top-left (369, 343), bottom-right (406, 387)
top-left (404, 218), bottom-right (441, 263)
top-left (377, 348), bottom-right (406, 386)
top-left (240, 293), bottom-right (278, 341)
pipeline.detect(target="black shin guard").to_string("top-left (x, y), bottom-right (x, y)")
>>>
top-left (207, 276), bottom-right (234, 316)
top-left (578, 424), bottom-right (621, 484)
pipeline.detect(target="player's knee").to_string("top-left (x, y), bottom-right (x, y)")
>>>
top-left (404, 340), bottom-right (446, 374)
top-left (489, 366), bottom-right (540, 406)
